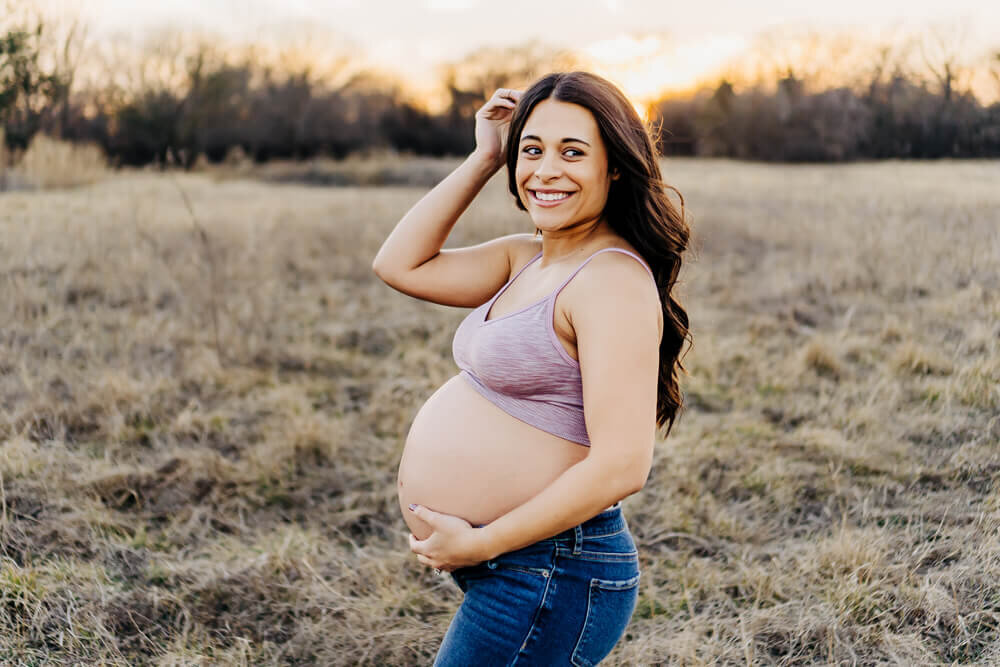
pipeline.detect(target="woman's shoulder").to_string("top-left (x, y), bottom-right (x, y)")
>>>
top-left (508, 233), bottom-right (544, 268)
top-left (588, 240), bottom-right (652, 277)
top-left (569, 244), bottom-right (662, 338)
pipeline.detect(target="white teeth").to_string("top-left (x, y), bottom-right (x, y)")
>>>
top-left (534, 191), bottom-right (570, 201)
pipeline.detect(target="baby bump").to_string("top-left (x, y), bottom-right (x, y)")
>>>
top-left (397, 374), bottom-right (589, 540)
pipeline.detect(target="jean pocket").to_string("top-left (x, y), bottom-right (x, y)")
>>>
top-left (570, 572), bottom-right (640, 667)
top-left (451, 556), bottom-right (552, 596)
top-left (450, 562), bottom-right (490, 592)
top-left (487, 541), bottom-right (555, 578)
top-left (487, 558), bottom-right (553, 580)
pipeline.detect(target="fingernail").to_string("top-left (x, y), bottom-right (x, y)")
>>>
top-left (408, 503), bottom-right (417, 511)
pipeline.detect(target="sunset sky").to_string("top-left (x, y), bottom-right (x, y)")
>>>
top-left (35, 0), bottom-right (1000, 105)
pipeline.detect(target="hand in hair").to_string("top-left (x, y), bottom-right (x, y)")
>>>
top-left (473, 88), bottom-right (522, 171)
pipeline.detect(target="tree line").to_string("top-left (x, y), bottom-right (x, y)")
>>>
top-left (654, 70), bottom-right (1000, 160)
top-left (3, 14), bottom-right (999, 165)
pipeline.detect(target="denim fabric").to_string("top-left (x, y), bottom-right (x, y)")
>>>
top-left (432, 504), bottom-right (640, 666)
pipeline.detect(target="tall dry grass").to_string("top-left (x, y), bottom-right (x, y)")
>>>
top-left (1, 132), bottom-right (108, 191)
top-left (205, 152), bottom-right (458, 188)
top-left (0, 159), bottom-right (998, 664)
top-left (0, 129), bottom-right (12, 191)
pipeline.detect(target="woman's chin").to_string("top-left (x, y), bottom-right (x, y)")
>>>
top-left (528, 213), bottom-right (569, 229)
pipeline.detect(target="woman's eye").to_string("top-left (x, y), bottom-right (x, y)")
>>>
top-left (522, 146), bottom-right (541, 156)
top-left (565, 149), bottom-right (584, 157)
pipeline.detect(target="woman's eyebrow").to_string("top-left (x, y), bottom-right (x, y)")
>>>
top-left (520, 134), bottom-right (591, 146)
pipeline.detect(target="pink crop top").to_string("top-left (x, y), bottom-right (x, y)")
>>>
top-left (451, 247), bottom-right (657, 446)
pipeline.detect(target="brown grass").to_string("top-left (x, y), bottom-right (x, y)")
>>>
top-left (1, 133), bottom-right (108, 191)
top-left (0, 158), bottom-right (998, 665)
top-left (204, 152), bottom-right (457, 189)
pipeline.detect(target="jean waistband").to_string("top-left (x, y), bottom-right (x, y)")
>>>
top-left (472, 503), bottom-right (625, 536)
top-left (541, 502), bottom-right (626, 543)
top-left (473, 503), bottom-right (628, 562)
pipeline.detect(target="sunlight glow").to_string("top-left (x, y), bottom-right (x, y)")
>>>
top-left (583, 32), bottom-right (751, 115)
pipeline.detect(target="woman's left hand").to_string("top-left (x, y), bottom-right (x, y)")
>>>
top-left (407, 504), bottom-right (492, 573)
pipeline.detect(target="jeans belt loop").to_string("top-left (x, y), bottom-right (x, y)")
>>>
top-left (573, 524), bottom-right (583, 555)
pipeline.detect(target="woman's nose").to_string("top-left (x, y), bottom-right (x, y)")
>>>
top-left (535, 152), bottom-right (561, 180)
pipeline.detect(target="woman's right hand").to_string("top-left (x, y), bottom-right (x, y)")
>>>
top-left (472, 88), bottom-right (522, 171)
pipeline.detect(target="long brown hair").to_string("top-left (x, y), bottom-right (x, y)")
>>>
top-left (504, 71), bottom-right (692, 438)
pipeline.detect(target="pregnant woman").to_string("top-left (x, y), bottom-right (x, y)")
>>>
top-left (372, 71), bottom-right (690, 666)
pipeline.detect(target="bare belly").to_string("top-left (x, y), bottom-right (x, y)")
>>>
top-left (397, 373), bottom-right (596, 541)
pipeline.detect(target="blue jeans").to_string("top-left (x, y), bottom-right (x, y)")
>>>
top-left (433, 504), bottom-right (640, 666)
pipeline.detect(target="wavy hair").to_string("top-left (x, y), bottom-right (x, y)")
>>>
top-left (504, 71), bottom-right (692, 438)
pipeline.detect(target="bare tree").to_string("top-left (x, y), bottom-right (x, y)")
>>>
top-left (990, 51), bottom-right (1000, 99)
top-left (0, 3), bottom-right (68, 148)
top-left (919, 20), bottom-right (974, 102)
top-left (439, 40), bottom-right (582, 108)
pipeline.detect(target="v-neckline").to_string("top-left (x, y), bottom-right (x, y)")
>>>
top-left (481, 250), bottom-right (546, 325)
top-left (481, 295), bottom-right (549, 325)
top-left (480, 245), bottom-right (649, 326)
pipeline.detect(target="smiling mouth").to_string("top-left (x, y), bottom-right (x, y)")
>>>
top-left (528, 189), bottom-right (575, 203)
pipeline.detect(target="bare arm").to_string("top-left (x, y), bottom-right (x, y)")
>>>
top-left (371, 89), bottom-right (529, 307)
top-left (371, 152), bottom-right (499, 277)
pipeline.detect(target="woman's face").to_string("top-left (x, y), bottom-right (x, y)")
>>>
top-left (515, 98), bottom-right (615, 233)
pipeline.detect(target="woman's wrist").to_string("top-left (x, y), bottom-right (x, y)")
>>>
top-left (473, 525), bottom-right (503, 562)
top-left (468, 149), bottom-right (503, 176)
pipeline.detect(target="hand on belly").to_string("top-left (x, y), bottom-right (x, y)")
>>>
top-left (407, 502), bottom-right (500, 571)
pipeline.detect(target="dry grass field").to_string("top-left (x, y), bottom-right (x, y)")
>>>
top-left (1, 157), bottom-right (998, 665)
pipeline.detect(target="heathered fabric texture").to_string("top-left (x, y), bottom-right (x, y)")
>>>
top-left (452, 247), bottom-right (656, 446)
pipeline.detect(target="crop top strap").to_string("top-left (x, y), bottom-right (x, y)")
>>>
top-left (512, 250), bottom-right (544, 283)
top-left (553, 247), bottom-right (656, 294)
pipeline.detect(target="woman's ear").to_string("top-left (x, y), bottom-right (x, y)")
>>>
top-left (610, 168), bottom-right (620, 181)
